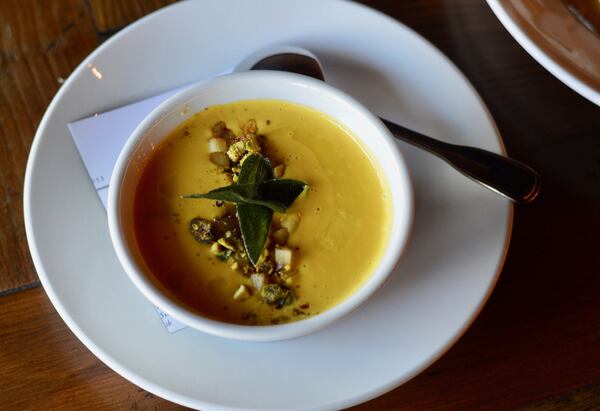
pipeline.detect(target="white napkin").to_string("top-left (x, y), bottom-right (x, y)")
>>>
top-left (69, 71), bottom-right (227, 333)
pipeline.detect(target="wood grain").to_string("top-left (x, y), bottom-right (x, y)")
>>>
top-left (516, 383), bottom-right (600, 411)
top-left (2, 0), bottom-right (600, 410)
top-left (0, 0), bottom-right (99, 292)
top-left (0, 0), bottom-right (176, 293)
top-left (89, 0), bottom-right (177, 33)
top-left (0, 286), bottom-right (186, 410)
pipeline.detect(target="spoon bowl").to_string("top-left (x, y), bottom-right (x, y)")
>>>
top-left (247, 49), bottom-right (540, 203)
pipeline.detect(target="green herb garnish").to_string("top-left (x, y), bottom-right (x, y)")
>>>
top-left (236, 204), bottom-right (272, 266)
top-left (182, 180), bottom-right (306, 212)
top-left (184, 153), bottom-right (306, 265)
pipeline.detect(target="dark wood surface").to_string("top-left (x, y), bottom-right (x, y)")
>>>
top-left (1, 0), bottom-right (599, 409)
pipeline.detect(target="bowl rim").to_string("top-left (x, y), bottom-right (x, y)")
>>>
top-left (486, 0), bottom-right (600, 106)
top-left (107, 70), bottom-right (414, 341)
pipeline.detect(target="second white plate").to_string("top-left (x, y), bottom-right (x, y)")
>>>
top-left (24, 1), bottom-right (511, 409)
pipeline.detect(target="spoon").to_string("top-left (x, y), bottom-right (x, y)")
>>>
top-left (249, 52), bottom-right (541, 203)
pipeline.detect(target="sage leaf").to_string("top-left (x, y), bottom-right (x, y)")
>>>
top-left (183, 153), bottom-right (306, 266)
top-left (237, 204), bottom-right (272, 266)
top-left (238, 153), bottom-right (273, 190)
top-left (182, 185), bottom-right (255, 204)
top-left (182, 184), bottom-right (287, 211)
top-left (236, 154), bottom-right (273, 266)
top-left (258, 179), bottom-right (307, 209)
top-left (182, 179), bottom-right (306, 212)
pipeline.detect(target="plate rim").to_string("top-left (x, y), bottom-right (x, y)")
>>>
top-left (23, 1), bottom-right (513, 409)
top-left (486, 0), bottom-right (600, 106)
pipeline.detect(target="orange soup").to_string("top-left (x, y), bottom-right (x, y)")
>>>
top-left (133, 100), bottom-right (391, 325)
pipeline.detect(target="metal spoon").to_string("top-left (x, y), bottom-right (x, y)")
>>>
top-left (249, 52), bottom-right (541, 203)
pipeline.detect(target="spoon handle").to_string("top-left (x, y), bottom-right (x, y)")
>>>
top-left (380, 118), bottom-right (541, 203)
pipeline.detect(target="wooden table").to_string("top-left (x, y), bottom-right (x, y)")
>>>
top-left (2, 0), bottom-right (599, 409)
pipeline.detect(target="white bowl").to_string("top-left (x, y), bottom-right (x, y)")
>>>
top-left (107, 71), bottom-right (413, 341)
top-left (487, 0), bottom-right (600, 106)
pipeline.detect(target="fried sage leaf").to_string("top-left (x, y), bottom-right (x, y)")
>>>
top-left (236, 154), bottom-right (273, 266)
top-left (257, 179), bottom-right (307, 209)
top-left (237, 153), bottom-right (273, 196)
top-left (182, 179), bottom-right (306, 212)
top-left (184, 153), bottom-right (306, 266)
top-left (237, 204), bottom-right (273, 266)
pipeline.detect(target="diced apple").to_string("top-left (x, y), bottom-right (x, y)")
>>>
top-left (207, 137), bottom-right (227, 153)
top-left (209, 152), bottom-right (230, 168)
top-left (275, 247), bottom-right (292, 269)
top-left (250, 273), bottom-right (266, 291)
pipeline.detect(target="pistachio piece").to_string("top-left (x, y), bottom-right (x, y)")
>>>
top-left (210, 242), bottom-right (221, 254)
top-left (217, 238), bottom-right (235, 251)
top-left (189, 218), bottom-right (213, 243)
top-left (243, 119), bottom-right (258, 134)
top-left (244, 136), bottom-right (261, 153)
top-left (227, 141), bottom-right (246, 162)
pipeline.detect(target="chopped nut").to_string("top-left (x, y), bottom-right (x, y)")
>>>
top-left (227, 141), bottom-right (246, 162)
top-left (273, 164), bottom-right (285, 178)
top-left (207, 137), bottom-right (227, 153)
top-left (189, 218), bottom-right (213, 243)
top-left (260, 284), bottom-right (294, 307)
top-left (257, 258), bottom-right (275, 275)
top-left (211, 209), bottom-right (240, 238)
top-left (230, 262), bottom-right (239, 271)
top-left (275, 247), bottom-right (293, 268)
top-left (244, 136), bottom-right (261, 153)
top-left (233, 284), bottom-right (251, 301)
top-left (272, 228), bottom-right (289, 245)
top-left (279, 213), bottom-right (301, 233)
top-left (243, 119), bottom-right (258, 134)
top-left (209, 152), bottom-right (230, 168)
top-left (217, 238), bottom-right (235, 251)
top-left (210, 242), bottom-right (222, 254)
top-left (216, 249), bottom-right (232, 261)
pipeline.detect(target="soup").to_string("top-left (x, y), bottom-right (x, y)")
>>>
top-left (133, 99), bottom-right (392, 325)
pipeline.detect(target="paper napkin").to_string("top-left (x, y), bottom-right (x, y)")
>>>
top-left (69, 70), bottom-right (230, 333)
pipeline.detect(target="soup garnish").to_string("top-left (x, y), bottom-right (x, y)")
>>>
top-left (183, 121), bottom-right (307, 308)
top-left (133, 100), bottom-right (392, 325)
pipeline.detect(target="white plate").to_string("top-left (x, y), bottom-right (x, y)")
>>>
top-left (24, 1), bottom-right (511, 410)
top-left (487, 0), bottom-right (600, 106)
